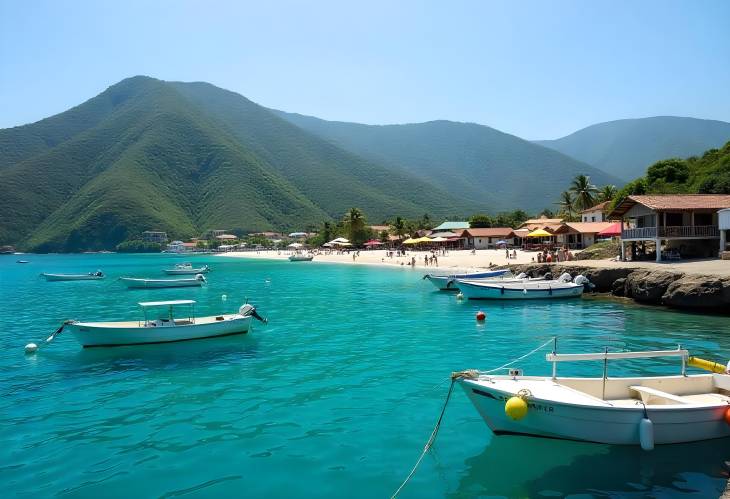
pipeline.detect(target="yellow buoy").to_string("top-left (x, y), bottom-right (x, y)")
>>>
top-left (505, 395), bottom-right (528, 420)
top-left (688, 356), bottom-right (727, 374)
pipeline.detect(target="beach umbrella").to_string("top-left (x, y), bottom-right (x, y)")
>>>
top-left (402, 238), bottom-right (418, 244)
top-left (598, 223), bottom-right (621, 237)
top-left (430, 236), bottom-right (447, 242)
top-left (495, 240), bottom-right (508, 245)
top-left (527, 229), bottom-right (553, 238)
top-left (364, 240), bottom-right (383, 246)
top-left (287, 242), bottom-right (303, 248)
top-left (414, 236), bottom-right (432, 243)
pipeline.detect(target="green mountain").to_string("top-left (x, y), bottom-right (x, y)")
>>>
top-left (272, 110), bottom-right (622, 213)
top-left (535, 116), bottom-right (730, 182)
top-left (612, 140), bottom-right (730, 204)
top-left (0, 76), bottom-right (470, 251)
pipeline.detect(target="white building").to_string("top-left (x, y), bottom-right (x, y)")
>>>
top-left (581, 201), bottom-right (610, 222)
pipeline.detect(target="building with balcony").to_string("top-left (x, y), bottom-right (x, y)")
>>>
top-left (142, 231), bottom-right (168, 244)
top-left (608, 194), bottom-right (730, 261)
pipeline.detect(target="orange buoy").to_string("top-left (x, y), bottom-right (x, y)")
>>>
top-left (476, 310), bottom-right (486, 321)
top-left (724, 407), bottom-right (730, 425)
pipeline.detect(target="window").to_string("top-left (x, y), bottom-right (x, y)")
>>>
top-left (591, 216), bottom-right (596, 222)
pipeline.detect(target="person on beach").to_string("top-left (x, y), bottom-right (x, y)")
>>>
top-left (412, 256), bottom-right (416, 267)
top-left (433, 255), bottom-right (438, 266)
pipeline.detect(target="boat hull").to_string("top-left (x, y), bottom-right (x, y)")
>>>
top-left (460, 377), bottom-right (730, 445)
top-left (42, 273), bottom-right (104, 281)
top-left (120, 278), bottom-right (204, 289)
top-left (66, 315), bottom-right (252, 347)
top-left (424, 270), bottom-right (508, 291)
top-left (289, 255), bottom-right (314, 261)
top-left (456, 280), bottom-right (583, 299)
top-left (163, 268), bottom-right (209, 275)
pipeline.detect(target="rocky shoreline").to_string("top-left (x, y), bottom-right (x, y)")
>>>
top-left (509, 263), bottom-right (730, 312)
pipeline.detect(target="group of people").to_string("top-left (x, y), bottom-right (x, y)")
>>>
top-left (533, 247), bottom-right (575, 263)
top-left (505, 248), bottom-right (518, 259)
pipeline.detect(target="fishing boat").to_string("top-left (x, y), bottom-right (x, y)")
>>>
top-left (41, 271), bottom-right (105, 281)
top-left (120, 274), bottom-right (206, 289)
top-left (423, 269), bottom-right (510, 291)
top-left (163, 263), bottom-right (210, 275)
top-left (456, 345), bottom-right (730, 449)
top-left (455, 273), bottom-right (590, 299)
top-left (36, 299), bottom-right (267, 348)
top-left (289, 253), bottom-right (314, 261)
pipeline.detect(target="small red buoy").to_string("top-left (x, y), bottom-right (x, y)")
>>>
top-left (476, 310), bottom-right (486, 321)
top-left (724, 407), bottom-right (730, 426)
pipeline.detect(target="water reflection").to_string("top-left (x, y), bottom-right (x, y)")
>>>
top-left (452, 435), bottom-right (730, 498)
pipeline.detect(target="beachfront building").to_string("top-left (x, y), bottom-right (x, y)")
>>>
top-left (460, 228), bottom-right (516, 249)
top-left (609, 194), bottom-right (730, 261)
top-left (202, 229), bottom-right (227, 240)
top-left (167, 240), bottom-right (185, 252)
top-left (142, 231), bottom-right (168, 244)
top-left (431, 221), bottom-right (470, 232)
top-left (553, 222), bottom-right (616, 249)
top-left (518, 216), bottom-right (564, 231)
top-left (581, 201), bottom-right (610, 222)
top-left (216, 234), bottom-right (238, 242)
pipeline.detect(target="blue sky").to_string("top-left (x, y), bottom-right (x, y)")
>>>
top-left (1, 0), bottom-right (729, 139)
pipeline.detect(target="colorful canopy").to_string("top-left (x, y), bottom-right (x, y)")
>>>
top-left (527, 229), bottom-right (553, 238)
top-left (364, 240), bottom-right (383, 246)
top-left (495, 240), bottom-right (508, 245)
top-left (430, 236), bottom-right (447, 242)
top-left (402, 238), bottom-right (418, 244)
top-left (598, 222), bottom-right (621, 237)
top-left (414, 236), bottom-right (432, 243)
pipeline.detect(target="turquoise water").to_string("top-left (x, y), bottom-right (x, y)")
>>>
top-left (2, 254), bottom-right (730, 498)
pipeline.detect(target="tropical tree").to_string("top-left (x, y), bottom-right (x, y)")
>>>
top-left (598, 184), bottom-right (618, 203)
top-left (379, 230), bottom-right (389, 243)
top-left (469, 214), bottom-right (494, 228)
top-left (569, 174), bottom-right (599, 211)
top-left (555, 191), bottom-right (576, 220)
top-left (389, 216), bottom-right (407, 240)
top-left (343, 207), bottom-right (368, 245)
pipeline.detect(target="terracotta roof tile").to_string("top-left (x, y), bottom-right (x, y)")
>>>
top-left (461, 228), bottom-right (515, 237)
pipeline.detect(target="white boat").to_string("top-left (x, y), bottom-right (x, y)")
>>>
top-left (423, 269), bottom-right (510, 291)
top-left (58, 300), bottom-right (267, 347)
top-left (163, 263), bottom-right (210, 275)
top-left (42, 271), bottom-right (105, 281)
top-left (120, 274), bottom-right (206, 289)
top-left (289, 254), bottom-right (314, 261)
top-left (457, 346), bottom-right (730, 448)
top-left (456, 273), bottom-right (589, 299)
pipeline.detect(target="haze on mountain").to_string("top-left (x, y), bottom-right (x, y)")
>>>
top-left (0, 76), bottom-right (472, 252)
top-left (0, 76), bottom-right (627, 252)
top-left (535, 116), bottom-right (730, 182)
top-left (272, 110), bottom-right (621, 213)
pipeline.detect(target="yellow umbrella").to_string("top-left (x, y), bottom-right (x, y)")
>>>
top-left (414, 236), bottom-right (432, 243)
top-left (402, 238), bottom-right (418, 244)
top-left (527, 229), bottom-right (553, 238)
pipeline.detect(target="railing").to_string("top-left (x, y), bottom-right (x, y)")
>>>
top-left (622, 225), bottom-right (719, 239)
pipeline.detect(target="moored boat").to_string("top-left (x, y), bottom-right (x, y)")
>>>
top-left (456, 273), bottom-right (590, 299)
top-left (120, 274), bottom-right (206, 289)
top-left (42, 271), bottom-right (105, 281)
top-left (289, 253), bottom-right (314, 261)
top-left (423, 269), bottom-right (510, 291)
top-left (163, 263), bottom-right (210, 275)
top-left (56, 299), bottom-right (266, 347)
top-left (456, 346), bottom-right (730, 448)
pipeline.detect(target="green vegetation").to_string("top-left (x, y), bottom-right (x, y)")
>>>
top-left (553, 174), bottom-right (617, 221)
top-left (0, 76), bottom-right (471, 251)
top-left (273, 110), bottom-right (622, 213)
top-left (115, 240), bottom-right (161, 253)
top-left (535, 116), bottom-right (730, 181)
top-left (610, 141), bottom-right (730, 210)
top-left (574, 240), bottom-right (620, 260)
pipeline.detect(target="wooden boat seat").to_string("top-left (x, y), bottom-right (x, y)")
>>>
top-left (629, 385), bottom-right (689, 405)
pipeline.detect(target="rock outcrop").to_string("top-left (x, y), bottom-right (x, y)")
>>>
top-left (662, 275), bottom-right (730, 309)
top-left (624, 271), bottom-right (684, 304)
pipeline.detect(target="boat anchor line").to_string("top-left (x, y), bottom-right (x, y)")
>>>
top-left (390, 337), bottom-right (555, 499)
top-left (24, 319), bottom-right (75, 354)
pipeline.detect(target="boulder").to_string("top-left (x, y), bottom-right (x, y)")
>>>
top-left (625, 270), bottom-right (683, 304)
top-left (662, 275), bottom-right (730, 309)
top-left (612, 278), bottom-right (626, 297)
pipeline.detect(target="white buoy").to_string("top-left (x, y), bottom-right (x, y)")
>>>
top-left (221, 294), bottom-right (227, 301)
top-left (24, 343), bottom-right (38, 354)
top-left (639, 417), bottom-right (654, 451)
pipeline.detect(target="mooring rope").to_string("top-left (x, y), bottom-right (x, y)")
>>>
top-left (390, 336), bottom-right (555, 498)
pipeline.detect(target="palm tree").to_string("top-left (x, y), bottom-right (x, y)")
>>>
top-left (343, 207), bottom-right (366, 243)
top-left (569, 174), bottom-right (599, 211)
top-left (599, 184), bottom-right (618, 203)
top-left (389, 216), bottom-right (407, 240)
top-left (555, 191), bottom-right (575, 220)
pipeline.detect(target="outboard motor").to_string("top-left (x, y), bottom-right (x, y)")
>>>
top-left (558, 272), bottom-right (572, 283)
top-left (239, 304), bottom-right (268, 323)
top-left (573, 274), bottom-right (595, 291)
top-left (195, 273), bottom-right (206, 282)
top-left (515, 272), bottom-right (528, 279)
top-left (543, 272), bottom-right (553, 281)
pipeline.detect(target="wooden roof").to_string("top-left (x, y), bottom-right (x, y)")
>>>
top-left (609, 195), bottom-right (730, 218)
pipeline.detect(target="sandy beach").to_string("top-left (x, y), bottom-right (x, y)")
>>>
top-left (218, 248), bottom-right (730, 276)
